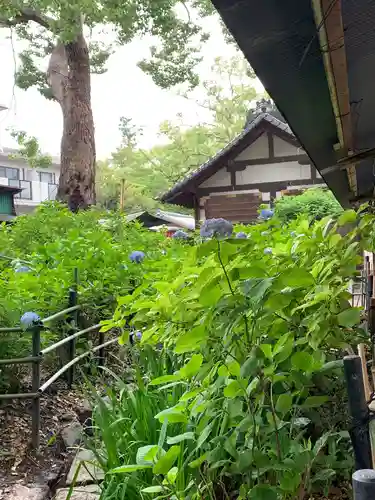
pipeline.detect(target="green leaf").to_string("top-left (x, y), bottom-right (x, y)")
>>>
top-left (179, 354), bottom-right (203, 379)
top-left (108, 464), bottom-right (152, 474)
top-left (150, 374), bottom-right (181, 386)
top-left (224, 379), bottom-right (243, 398)
top-left (153, 445), bottom-right (180, 474)
top-left (218, 365), bottom-right (229, 377)
top-left (189, 452), bottom-right (208, 468)
top-left (275, 394), bottom-right (292, 415)
top-left (280, 268), bottom-right (314, 287)
top-left (166, 432), bottom-right (195, 444)
top-left (302, 396), bottom-right (329, 408)
top-left (136, 445), bottom-right (160, 465)
top-left (249, 484), bottom-right (278, 500)
top-left (260, 344), bottom-right (273, 360)
top-left (197, 421), bottom-right (214, 449)
top-left (318, 360), bottom-right (344, 373)
top-left (337, 209), bottom-right (357, 226)
top-left (141, 486), bottom-right (165, 493)
top-left (273, 333), bottom-right (293, 356)
top-left (180, 389), bottom-right (202, 402)
top-left (155, 406), bottom-right (187, 424)
top-left (175, 325), bottom-right (207, 353)
top-left (291, 352), bottom-right (314, 372)
top-left (337, 307), bottom-right (361, 327)
top-left (312, 469), bottom-right (336, 482)
top-left (228, 360), bottom-right (241, 378)
top-left (167, 466), bottom-right (178, 484)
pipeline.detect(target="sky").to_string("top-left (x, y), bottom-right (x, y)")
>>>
top-left (0, 17), bottom-right (262, 160)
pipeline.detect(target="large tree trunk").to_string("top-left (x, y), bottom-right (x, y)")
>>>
top-left (48, 34), bottom-right (96, 211)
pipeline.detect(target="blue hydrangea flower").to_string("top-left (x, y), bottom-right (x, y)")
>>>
top-left (129, 251), bottom-right (145, 263)
top-left (15, 266), bottom-right (30, 273)
top-left (129, 330), bottom-right (142, 345)
top-left (200, 218), bottom-right (233, 239)
top-left (236, 232), bottom-right (247, 239)
top-left (264, 247), bottom-right (273, 255)
top-left (172, 230), bottom-right (189, 240)
top-left (259, 209), bottom-right (274, 220)
top-left (20, 312), bottom-right (41, 330)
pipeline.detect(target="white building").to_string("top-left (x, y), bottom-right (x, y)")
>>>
top-left (0, 146), bottom-right (60, 214)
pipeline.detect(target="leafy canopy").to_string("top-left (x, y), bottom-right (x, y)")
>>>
top-left (99, 56), bottom-right (261, 211)
top-left (0, 0), bottom-right (214, 95)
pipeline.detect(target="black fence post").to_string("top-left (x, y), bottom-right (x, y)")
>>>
top-left (344, 355), bottom-right (372, 470)
top-left (353, 470), bottom-right (375, 499)
top-left (31, 324), bottom-right (42, 449)
top-left (66, 268), bottom-right (78, 389)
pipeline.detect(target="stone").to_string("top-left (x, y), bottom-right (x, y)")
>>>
top-left (7, 484), bottom-right (49, 500)
top-left (76, 400), bottom-right (92, 426)
top-left (54, 484), bottom-right (100, 500)
top-left (61, 420), bottom-right (83, 448)
top-left (66, 449), bottom-right (105, 485)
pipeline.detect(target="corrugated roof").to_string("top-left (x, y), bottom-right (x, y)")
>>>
top-left (126, 210), bottom-right (195, 229)
top-left (161, 113), bottom-right (295, 205)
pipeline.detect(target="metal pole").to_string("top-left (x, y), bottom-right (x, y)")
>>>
top-left (66, 268), bottom-right (78, 389)
top-left (31, 325), bottom-right (42, 449)
top-left (344, 355), bottom-right (372, 470)
top-left (353, 470), bottom-right (375, 499)
top-left (98, 328), bottom-right (105, 368)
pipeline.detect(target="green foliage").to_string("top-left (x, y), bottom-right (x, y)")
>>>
top-left (0, 202), bottom-right (166, 390)
top-left (100, 56), bottom-right (260, 211)
top-left (83, 346), bottom-right (190, 498)
top-left (274, 188), bottom-right (343, 223)
top-left (98, 210), bottom-right (366, 498)
top-left (0, 0), bottom-right (214, 95)
top-left (9, 129), bottom-right (53, 168)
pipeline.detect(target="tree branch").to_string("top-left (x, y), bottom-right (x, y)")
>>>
top-left (47, 44), bottom-right (68, 103)
top-left (0, 7), bottom-right (53, 30)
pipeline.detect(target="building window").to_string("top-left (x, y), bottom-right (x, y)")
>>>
top-left (9, 180), bottom-right (32, 200)
top-left (0, 166), bottom-right (20, 180)
top-left (48, 183), bottom-right (57, 200)
top-left (38, 171), bottom-right (54, 184)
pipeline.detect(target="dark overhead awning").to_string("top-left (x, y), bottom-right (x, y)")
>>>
top-left (211, 0), bottom-right (375, 207)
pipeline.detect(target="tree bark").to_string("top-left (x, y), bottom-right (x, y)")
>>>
top-left (48, 34), bottom-right (96, 211)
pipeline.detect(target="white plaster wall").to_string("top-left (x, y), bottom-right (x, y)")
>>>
top-left (31, 181), bottom-right (42, 202)
top-left (235, 134), bottom-right (269, 160)
top-left (200, 167), bottom-right (231, 188)
top-left (236, 161), bottom-right (311, 185)
top-left (273, 136), bottom-right (300, 157)
top-left (0, 176), bottom-right (8, 186)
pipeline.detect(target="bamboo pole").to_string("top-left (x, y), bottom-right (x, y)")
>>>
top-left (120, 179), bottom-right (125, 211)
top-left (38, 337), bottom-right (118, 394)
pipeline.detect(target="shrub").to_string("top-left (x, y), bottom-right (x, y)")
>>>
top-left (274, 188), bottom-right (343, 223)
top-left (0, 202), bottom-right (166, 391)
top-left (102, 210), bottom-right (363, 499)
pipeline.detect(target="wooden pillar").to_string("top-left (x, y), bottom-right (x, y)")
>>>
top-left (193, 194), bottom-right (200, 230)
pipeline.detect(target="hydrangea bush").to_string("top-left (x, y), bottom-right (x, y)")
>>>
top-left (103, 209), bottom-right (367, 499)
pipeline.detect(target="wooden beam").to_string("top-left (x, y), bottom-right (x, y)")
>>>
top-left (312, 0), bottom-right (357, 196)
